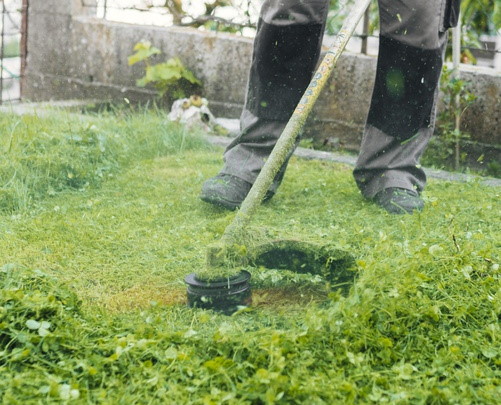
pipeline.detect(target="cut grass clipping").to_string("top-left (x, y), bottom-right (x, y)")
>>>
top-left (1, 108), bottom-right (500, 403)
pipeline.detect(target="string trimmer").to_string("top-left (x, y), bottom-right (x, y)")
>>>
top-left (186, 0), bottom-right (372, 313)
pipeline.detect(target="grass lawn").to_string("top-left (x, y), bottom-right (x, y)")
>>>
top-left (1, 109), bottom-right (499, 403)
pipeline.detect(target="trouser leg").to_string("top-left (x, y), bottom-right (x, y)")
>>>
top-left (221, 0), bottom-right (329, 192)
top-left (353, 0), bottom-right (453, 198)
top-left (222, 0), bottom-right (457, 198)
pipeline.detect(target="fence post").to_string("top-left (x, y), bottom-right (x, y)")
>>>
top-left (22, 0), bottom-right (97, 101)
top-left (0, 0), bottom-right (5, 104)
top-left (360, 7), bottom-right (370, 55)
top-left (20, 0), bottom-right (29, 98)
top-left (452, 12), bottom-right (462, 170)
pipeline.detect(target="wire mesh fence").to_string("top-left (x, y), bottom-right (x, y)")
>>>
top-left (0, 0), bottom-right (26, 104)
top-left (96, 0), bottom-right (500, 69)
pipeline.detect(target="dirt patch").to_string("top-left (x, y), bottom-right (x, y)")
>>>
top-left (103, 283), bottom-right (329, 313)
top-left (104, 285), bottom-right (187, 313)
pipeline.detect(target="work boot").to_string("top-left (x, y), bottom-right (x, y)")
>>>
top-left (373, 187), bottom-right (424, 214)
top-left (200, 174), bottom-right (273, 210)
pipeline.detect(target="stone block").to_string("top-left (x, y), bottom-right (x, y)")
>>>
top-left (26, 13), bottom-right (73, 77)
top-left (460, 66), bottom-right (501, 146)
top-left (29, 0), bottom-right (97, 15)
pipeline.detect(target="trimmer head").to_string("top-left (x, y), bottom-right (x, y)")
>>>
top-left (185, 270), bottom-right (251, 314)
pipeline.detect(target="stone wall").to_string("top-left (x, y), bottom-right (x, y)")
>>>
top-left (24, 1), bottom-right (500, 157)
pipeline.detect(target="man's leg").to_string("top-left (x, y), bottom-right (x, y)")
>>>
top-left (353, 0), bottom-right (455, 213)
top-left (201, 0), bottom-right (329, 210)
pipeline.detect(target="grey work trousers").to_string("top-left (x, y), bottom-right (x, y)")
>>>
top-left (221, 0), bottom-right (459, 198)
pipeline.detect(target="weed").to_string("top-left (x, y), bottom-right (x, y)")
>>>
top-left (128, 41), bottom-right (202, 100)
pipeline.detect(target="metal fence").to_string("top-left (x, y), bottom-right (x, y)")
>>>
top-left (0, 0), bottom-right (27, 104)
top-left (97, 0), bottom-right (500, 69)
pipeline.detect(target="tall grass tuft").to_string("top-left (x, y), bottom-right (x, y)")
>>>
top-left (0, 108), bottom-right (210, 213)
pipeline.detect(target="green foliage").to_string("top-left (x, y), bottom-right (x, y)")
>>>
top-left (201, 20), bottom-right (241, 34)
top-left (0, 110), bottom-right (500, 403)
top-left (495, 0), bottom-right (501, 29)
top-left (462, 0), bottom-right (500, 37)
top-left (128, 41), bottom-right (202, 99)
top-left (457, 0), bottom-right (500, 59)
top-left (127, 41), bottom-right (161, 66)
top-left (422, 66), bottom-right (476, 171)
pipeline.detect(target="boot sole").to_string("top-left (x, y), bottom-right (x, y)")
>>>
top-left (200, 193), bottom-right (241, 211)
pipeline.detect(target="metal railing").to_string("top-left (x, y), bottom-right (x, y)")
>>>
top-left (0, 0), bottom-right (26, 104)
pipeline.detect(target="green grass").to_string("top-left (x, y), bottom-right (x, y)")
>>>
top-left (1, 109), bottom-right (500, 403)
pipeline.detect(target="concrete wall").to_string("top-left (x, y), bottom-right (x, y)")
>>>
top-left (24, 1), bottom-right (500, 157)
